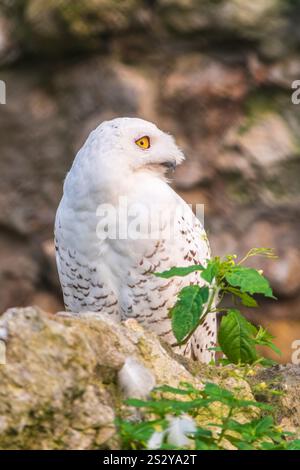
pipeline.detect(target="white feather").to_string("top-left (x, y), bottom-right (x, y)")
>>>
top-left (118, 356), bottom-right (156, 399)
top-left (166, 415), bottom-right (196, 447)
top-left (147, 414), bottom-right (197, 449)
top-left (147, 431), bottom-right (165, 450)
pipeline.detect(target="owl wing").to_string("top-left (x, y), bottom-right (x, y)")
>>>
top-left (54, 210), bottom-right (119, 319)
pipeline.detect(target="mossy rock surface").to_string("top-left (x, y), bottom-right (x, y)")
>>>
top-left (0, 307), bottom-right (299, 449)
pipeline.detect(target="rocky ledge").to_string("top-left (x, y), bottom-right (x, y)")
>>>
top-left (0, 307), bottom-right (299, 449)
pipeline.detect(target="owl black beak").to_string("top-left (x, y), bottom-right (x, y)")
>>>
top-left (161, 160), bottom-right (177, 172)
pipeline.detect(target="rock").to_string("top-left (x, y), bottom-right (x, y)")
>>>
top-left (41, 240), bottom-right (59, 283)
top-left (5, 0), bottom-right (147, 56)
top-left (257, 297), bottom-right (300, 323)
top-left (0, 235), bottom-right (42, 313)
top-left (30, 291), bottom-right (63, 314)
top-left (162, 54), bottom-right (247, 192)
top-left (0, 306), bottom-right (279, 449)
top-left (0, 0), bottom-right (300, 362)
top-left (248, 54), bottom-right (300, 89)
top-left (163, 54), bottom-right (248, 102)
top-left (224, 113), bottom-right (296, 170)
top-left (239, 220), bottom-right (300, 297)
top-left (210, 231), bottom-right (238, 259)
top-left (158, 0), bottom-right (296, 60)
top-left (0, 14), bottom-right (18, 64)
top-left (262, 246), bottom-right (300, 297)
top-left (158, 0), bottom-right (284, 40)
top-left (2, 0), bottom-right (298, 61)
top-left (250, 364), bottom-right (300, 433)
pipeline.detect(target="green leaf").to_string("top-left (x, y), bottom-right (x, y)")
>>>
top-left (225, 266), bottom-right (275, 298)
top-left (196, 439), bottom-right (219, 450)
top-left (203, 382), bottom-right (272, 410)
top-left (260, 441), bottom-right (287, 450)
top-left (155, 385), bottom-right (192, 396)
top-left (200, 285), bottom-right (209, 303)
top-left (226, 287), bottom-right (258, 307)
top-left (202, 383), bottom-right (237, 408)
top-left (227, 416), bottom-right (274, 441)
top-left (194, 428), bottom-right (213, 439)
top-left (154, 265), bottom-right (204, 279)
top-left (287, 440), bottom-right (300, 450)
top-left (259, 357), bottom-right (278, 367)
top-left (170, 285), bottom-right (205, 342)
top-left (218, 309), bottom-right (258, 364)
top-left (201, 259), bottom-right (219, 283)
top-left (116, 418), bottom-right (166, 449)
top-left (203, 382), bottom-right (234, 400)
top-left (126, 396), bottom-right (212, 414)
top-left (254, 326), bottom-right (282, 356)
top-left (255, 416), bottom-right (274, 435)
top-left (235, 441), bottom-right (256, 450)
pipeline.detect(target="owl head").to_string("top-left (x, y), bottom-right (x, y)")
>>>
top-left (79, 117), bottom-right (184, 171)
top-left (64, 117), bottom-right (185, 201)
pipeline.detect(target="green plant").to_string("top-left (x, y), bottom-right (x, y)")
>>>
top-left (155, 247), bottom-right (280, 365)
top-left (117, 380), bottom-right (300, 450)
top-left (116, 249), bottom-right (300, 451)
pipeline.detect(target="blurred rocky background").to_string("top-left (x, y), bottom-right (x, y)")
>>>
top-left (0, 0), bottom-right (299, 362)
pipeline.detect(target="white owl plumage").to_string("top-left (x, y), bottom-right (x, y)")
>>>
top-left (55, 117), bottom-right (216, 363)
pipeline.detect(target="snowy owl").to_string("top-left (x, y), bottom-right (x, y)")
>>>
top-left (55, 117), bottom-right (216, 363)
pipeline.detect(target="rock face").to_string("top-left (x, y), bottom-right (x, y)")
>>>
top-left (0, 307), bottom-right (299, 450)
top-left (251, 364), bottom-right (300, 432)
top-left (0, 0), bottom-right (300, 359)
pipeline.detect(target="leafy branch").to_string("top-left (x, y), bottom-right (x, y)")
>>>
top-left (116, 249), bottom-right (291, 451)
top-left (155, 247), bottom-right (280, 365)
top-left (117, 380), bottom-right (300, 450)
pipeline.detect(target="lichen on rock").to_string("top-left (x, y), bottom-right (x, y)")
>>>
top-left (0, 306), bottom-right (298, 449)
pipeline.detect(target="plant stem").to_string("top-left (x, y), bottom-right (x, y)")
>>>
top-left (217, 405), bottom-right (234, 446)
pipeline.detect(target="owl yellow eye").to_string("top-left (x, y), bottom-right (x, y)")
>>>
top-left (135, 136), bottom-right (150, 149)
